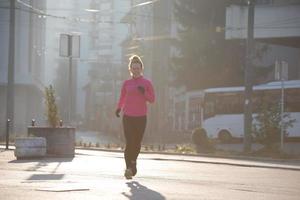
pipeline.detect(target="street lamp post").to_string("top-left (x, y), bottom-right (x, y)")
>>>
top-left (68, 36), bottom-right (73, 124)
top-left (59, 34), bottom-right (80, 125)
top-left (244, 0), bottom-right (255, 153)
top-left (280, 70), bottom-right (285, 152)
top-left (6, 0), bottom-right (16, 149)
top-left (275, 60), bottom-right (287, 152)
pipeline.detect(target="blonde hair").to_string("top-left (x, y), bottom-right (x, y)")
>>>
top-left (128, 55), bottom-right (144, 70)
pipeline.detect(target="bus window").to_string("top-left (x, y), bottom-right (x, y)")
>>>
top-left (204, 100), bottom-right (215, 119)
top-left (286, 89), bottom-right (300, 112)
top-left (215, 93), bottom-right (243, 114)
top-left (253, 90), bottom-right (264, 113)
top-left (262, 89), bottom-right (281, 104)
top-left (253, 90), bottom-right (281, 111)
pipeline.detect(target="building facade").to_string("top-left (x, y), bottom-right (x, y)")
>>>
top-left (0, 0), bottom-right (46, 139)
top-left (44, 0), bottom-right (129, 131)
top-left (226, 0), bottom-right (300, 81)
top-left (121, 0), bottom-right (179, 142)
top-left (83, 0), bottom-right (130, 133)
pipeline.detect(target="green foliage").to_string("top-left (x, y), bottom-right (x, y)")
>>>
top-left (172, 0), bottom-right (245, 90)
top-left (45, 85), bottom-right (59, 127)
top-left (172, 0), bottom-right (270, 90)
top-left (253, 100), bottom-right (295, 151)
top-left (191, 128), bottom-right (208, 145)
top-left (175, 144), bottom-right (195, 154)
top-left (191, 128), bottom-right (215, 153)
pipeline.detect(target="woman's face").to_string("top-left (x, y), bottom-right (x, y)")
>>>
top-left (130, 62), bottom-right (143, 78)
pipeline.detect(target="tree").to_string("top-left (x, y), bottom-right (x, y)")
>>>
top-left (45, 85), bottom-right (59, 127)
top-left (171, 0), bottom-right (271, 90)
top-left (252, 99), bottom-right (295, 152)
top-left (172, 0), bottom-right (246, 90)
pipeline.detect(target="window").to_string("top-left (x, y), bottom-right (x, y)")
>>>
top-left (215, 92), bottom-right (243, 114)
top-left (286, 89), bottom-right (300, 112)
top-left (256, 0), bottom-right (274, 5)
top-left (204, 94), bottom-right (216, 119)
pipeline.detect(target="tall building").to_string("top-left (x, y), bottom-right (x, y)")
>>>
top-left (0, 0), bottom-right (46, 138)
top-left (44, 0), bottom-right (130, 131)
top-left (46, 0), bottom-right (85, 124)
top-left (83, 0), bottom-right (130, 132)
top-left (226, 0), bottom-right (300, 81)
top-left (152, 0), bottom-right (178, 141)
top-left (121, 0), bottom-right (178, 142)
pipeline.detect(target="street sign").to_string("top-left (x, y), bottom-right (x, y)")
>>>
top-left (59, 34), bottom-right (80, 57)
top-left (71, 35), bottom-right (80, 58)
top-left (59, 33), bottom-right (80, 124)
top-left (59, 34), bottom-right (70, 57)
top-left (275, 60), bottom-right (288, 81)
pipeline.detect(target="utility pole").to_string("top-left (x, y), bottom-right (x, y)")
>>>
top-left (6, 0), bottom-right (16, 145)
top-left (59, 34), bottom-right (80, 125)
top-left (68, 35), bottom-right (73, 125)
top-left (244, 0), bottom-right (255, 153)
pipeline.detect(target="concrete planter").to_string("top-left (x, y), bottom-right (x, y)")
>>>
top-left (14, 137), bottom-right (47, 159)
top-left (28, 127), bottom-right (75, 157)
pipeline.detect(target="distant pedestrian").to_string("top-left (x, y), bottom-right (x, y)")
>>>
top-left (115, 55), bottom-right (155, 179)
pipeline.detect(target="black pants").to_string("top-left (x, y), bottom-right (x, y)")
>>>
top-left (122, 115), bottom-right (147, 169)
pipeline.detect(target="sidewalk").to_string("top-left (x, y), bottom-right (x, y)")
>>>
top-left (1, 147), bottom-right (300, 200)
top-left (1, 146), bottom-right (300, 171)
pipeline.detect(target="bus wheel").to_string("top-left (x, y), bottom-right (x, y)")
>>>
top-left (218, 130), bottom-right (232, 143)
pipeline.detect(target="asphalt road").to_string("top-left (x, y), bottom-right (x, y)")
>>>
top-left (0, 149), bottom-right (300, 200)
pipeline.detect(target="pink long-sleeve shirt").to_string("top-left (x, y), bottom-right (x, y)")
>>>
top-left (117, 76), bottom-right (155, 117)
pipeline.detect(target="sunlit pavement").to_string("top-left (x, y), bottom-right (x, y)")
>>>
top-left (1, 148), bottom-right (300, 200)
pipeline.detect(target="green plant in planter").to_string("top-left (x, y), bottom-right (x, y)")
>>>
top-left (45, 85), bottom-right (60, 127)
top-left (253, 100), bottom-right (295, 153)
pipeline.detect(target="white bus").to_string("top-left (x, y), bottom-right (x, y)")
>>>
top-left (202, 80), bottom-right (300, 142)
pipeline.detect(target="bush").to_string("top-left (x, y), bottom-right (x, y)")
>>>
top-left (175, 144), bottom-right (195, 154)
top-left (253, 100), bottom-right (295, 152)
top-left (191, 128), bottom-right (214, 153)
top-left (192, 128), bottom-right (208, 144)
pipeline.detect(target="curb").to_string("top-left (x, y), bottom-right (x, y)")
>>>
top-left (75, 147), bottom-right (300, 171)
top-left (75, 146), bottom-right (300, 162)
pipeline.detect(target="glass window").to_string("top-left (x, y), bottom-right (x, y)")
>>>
top-left (256, 0), bottom-right (274, 5)
top-left (253, 90), bottom-right (265, 113)
top-left (254, 89), bottom-right (281, 111)
top-left (286, 89), bottom-right (300, 112)
top-left (203, 96), bottom-right (215, 119)
top-left (215, 92), bottom-right (243, 114)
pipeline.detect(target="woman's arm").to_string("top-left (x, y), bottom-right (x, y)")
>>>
top-left (117, 81), bottom-right (126, 109)
top-left (144, 81), bottom-right (155, 103)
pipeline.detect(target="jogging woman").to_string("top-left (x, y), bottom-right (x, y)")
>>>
top-left (115, 55), bottom-right (155, 179)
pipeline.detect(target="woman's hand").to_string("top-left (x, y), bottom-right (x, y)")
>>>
top-left (137, 86), bottom-right (145, 94)
top-left (115, 108), bottom-right (121, 117)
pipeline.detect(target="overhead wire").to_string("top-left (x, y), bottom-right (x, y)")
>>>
top-left (14, 0), bottom-right (170, 24)
top-left (8, 1), bottom-right (299, 32)
top-left (1, 1), bottom-right (300, 41)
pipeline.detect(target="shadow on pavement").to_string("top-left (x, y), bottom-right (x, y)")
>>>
top-left (9, 157), bottom-right (74, 163)
top-left (27, 174), bottom-right (65, 180)
top-left (75, 151), bottom-right (124, 159)
top-left (122, 181), bottom-right (165, 200)
top-left (9, 158), bottom-right (73, 172)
